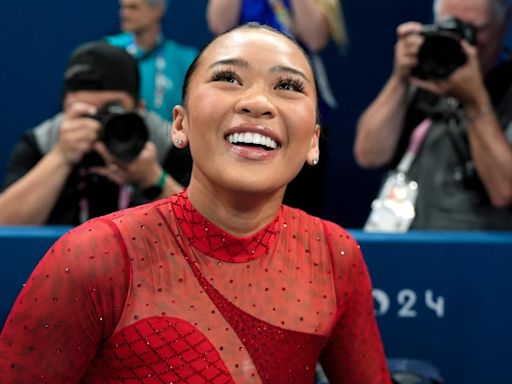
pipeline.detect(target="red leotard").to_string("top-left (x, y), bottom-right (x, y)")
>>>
top-left (0, 191), bottom-right (391, 383)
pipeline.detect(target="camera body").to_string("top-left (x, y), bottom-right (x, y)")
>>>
top-left (411, 16), bottom-right (477, 80)
top-left (93, 103), bottom-right (149, 162)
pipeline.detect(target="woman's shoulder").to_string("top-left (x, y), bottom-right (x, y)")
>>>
top-left (280, 205), bottom-right (362, 278)
top-left (48, 200), bottom-right (175, 280)
top-left (92, 197), bottom-right (173, 227)
top-left (35, 214), bottom-right (131, 299)
top-left (280, 205), bottom-right (358, 250)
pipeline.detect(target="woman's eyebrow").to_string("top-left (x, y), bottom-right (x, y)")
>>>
top-left (207, 59), bottom-right (311, 84)
top-left (271, 65), bottom-right (310, 83)
top-left (208, 58), bottom-right (249, 69)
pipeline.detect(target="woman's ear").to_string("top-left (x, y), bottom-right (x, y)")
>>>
top-left (306, 124), bottom-right (321, 166)
top-left (171, 105), bottom-right (189, 148)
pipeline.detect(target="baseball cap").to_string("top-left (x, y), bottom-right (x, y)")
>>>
top-left (63, 41), bottom-right (140, 100)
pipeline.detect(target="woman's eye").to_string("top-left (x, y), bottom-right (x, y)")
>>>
top-left (211, 69), bottom-right (240, 84)
top-left (276, 78), bottom-right (305, 93)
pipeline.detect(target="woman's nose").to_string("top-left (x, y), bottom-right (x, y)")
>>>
top-left (235, 87), bottom-right (277, 118)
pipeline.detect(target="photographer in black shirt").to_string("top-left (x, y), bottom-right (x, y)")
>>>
top-left (0, 42), bottom-right (185, 225)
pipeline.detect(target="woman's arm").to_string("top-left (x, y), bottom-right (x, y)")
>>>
top-left (319, 225), bottom-right (392, 384)
top-left (0, 220), bottom-right (129, 383)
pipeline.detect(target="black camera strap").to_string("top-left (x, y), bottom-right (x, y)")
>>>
top-left (495, 79), bottom-right (512, 135)
top-left (447, 102), bottom-right (473, 176)
top-left (427, 96), bottom-right (476, 180)
top-left (445, 114), bottom-right (477, 180)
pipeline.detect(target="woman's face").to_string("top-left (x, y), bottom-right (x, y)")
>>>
top-left (173, 28), bottom-right (320, 196)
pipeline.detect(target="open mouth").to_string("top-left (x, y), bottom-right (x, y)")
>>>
top-left (226, 132), bottom-right (279, 151)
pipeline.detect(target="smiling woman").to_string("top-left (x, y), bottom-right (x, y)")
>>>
top-left (0, 24), bottom-right (392, 384)
top-left (172, 23), bottom-right (320, 214)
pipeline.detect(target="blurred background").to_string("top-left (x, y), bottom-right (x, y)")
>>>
top-left (2, 0), bottom-right (511, 227)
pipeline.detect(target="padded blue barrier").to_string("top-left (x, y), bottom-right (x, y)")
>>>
top-left (0, 226), bottom-right (71, 324)
top-left (353, 230), bottom-right (512, 384)
top-left (1, 227), bottom-right (512, 383)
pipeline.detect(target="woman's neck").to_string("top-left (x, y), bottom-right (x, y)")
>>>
top-left (187, 182), bottom-right (285, 238)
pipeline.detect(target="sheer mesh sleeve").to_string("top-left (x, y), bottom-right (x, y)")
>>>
top-left (0, 218), bottom-right (130, 383)
top-left (319, 223), bottom-right (391, 384)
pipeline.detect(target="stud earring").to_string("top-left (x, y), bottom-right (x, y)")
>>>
top-left (312, 156), bottom-right (319, 166)
top-left (175, 136), bottom-right (184, 147)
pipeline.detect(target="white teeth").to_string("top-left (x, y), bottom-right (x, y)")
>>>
top-left (227, 132), bottom-right (278, 149)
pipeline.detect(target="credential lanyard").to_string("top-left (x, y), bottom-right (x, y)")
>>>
top-left (127, 35), bottom-right (168, 109)
top-left (396, 118), bottom-right (433, 174)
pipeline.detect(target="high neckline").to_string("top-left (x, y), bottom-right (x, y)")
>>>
top-left (171, 191), bottom-right (281, 263)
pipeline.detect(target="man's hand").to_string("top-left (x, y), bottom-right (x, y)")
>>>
top-left (89, 141), bottom-right (161, 188)
top-left (410, 40), bottom-right (487, 106)
top-left (393, 22), bottom-right (424, 82)
top-left (54, 102), bottom-right (101, 165)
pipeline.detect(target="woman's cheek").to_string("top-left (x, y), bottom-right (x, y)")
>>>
top-left (286, 103), bottom-right (316, 136)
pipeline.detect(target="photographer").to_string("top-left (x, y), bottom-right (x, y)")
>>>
top-left (354, 0), bottom-right (512, 230)
top-left (0, 42), bottom-right (185, 225)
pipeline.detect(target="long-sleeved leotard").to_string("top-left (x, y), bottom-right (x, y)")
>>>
top-left (0, 191), bottom-right (391, 383)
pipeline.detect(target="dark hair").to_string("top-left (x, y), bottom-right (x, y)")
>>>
top-left (181, 22), bottom-right (317, 108)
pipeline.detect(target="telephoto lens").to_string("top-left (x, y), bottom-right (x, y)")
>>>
top-left (96, 103), bottom-right (149, 162)
top-left (412, 16), bottom-right (476, 80)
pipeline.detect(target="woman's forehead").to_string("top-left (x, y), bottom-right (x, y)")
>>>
top-left (201, 29), bottom-right (312, 74)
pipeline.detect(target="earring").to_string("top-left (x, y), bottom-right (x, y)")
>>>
top-left (312, 156), bottom-right (319, 166)
top-left (175, 136), bottom-right (184, 147)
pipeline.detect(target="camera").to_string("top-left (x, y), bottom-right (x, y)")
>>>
top-left (411, 16), bottom-right (477, 80)
top-left (93, 103), bottom-right (149, 162)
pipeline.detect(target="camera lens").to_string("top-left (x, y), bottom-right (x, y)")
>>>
top-left (414, 32), bottom-right (468, 80)
top-left (102, 111), bottom-right (148, 162)
top-left (411, 17), bottom-right (476, 80)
